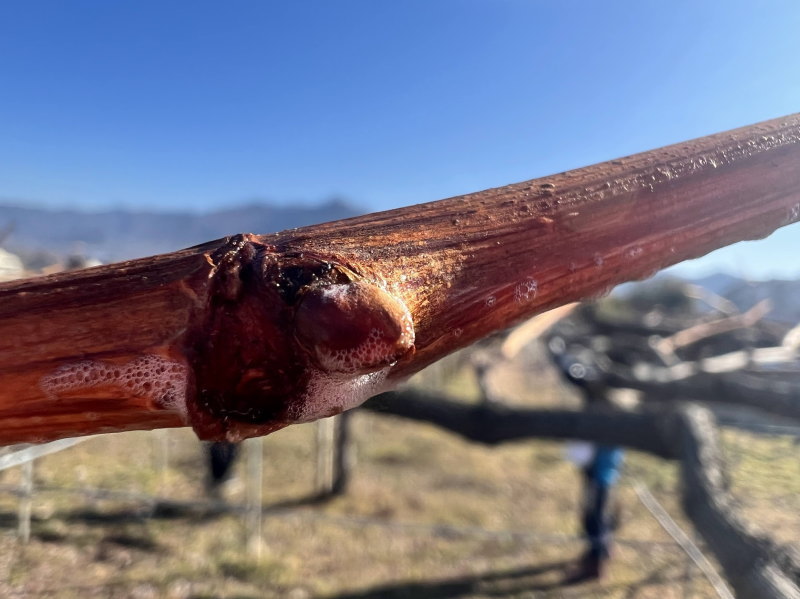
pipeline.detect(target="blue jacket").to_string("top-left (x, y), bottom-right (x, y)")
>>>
top-left (587, 446), bottom-right (624, 487)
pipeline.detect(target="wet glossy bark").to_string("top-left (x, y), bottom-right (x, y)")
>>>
top-left (0, 113), bottom-right (798, 444)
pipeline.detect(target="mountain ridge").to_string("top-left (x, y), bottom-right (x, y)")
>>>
top-left (0, 200), bottom-right (363, 264)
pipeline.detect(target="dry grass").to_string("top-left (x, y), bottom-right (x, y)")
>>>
top-left (0, 358), bottom-right (796, 598)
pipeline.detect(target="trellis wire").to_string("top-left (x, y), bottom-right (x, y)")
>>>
top-left (0, 479), bottom-right (698, 549)
top-left (0, 438), bottom-right (88, 472)
top-left (3, 418), bottom-right (796, 595)
top-left (634, 481), bottom-right (734, 599)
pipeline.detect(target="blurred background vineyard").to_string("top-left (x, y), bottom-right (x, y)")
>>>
top-left (3, 3), bottom-right (800, 595)
top-left (0, 209), bottom-right (798, 597)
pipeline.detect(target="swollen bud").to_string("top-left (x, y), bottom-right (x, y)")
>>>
top-left (294, 280), bottom-right (415, 374)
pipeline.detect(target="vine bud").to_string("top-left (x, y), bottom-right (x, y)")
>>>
top-left (294, 280), bottom-right (414, 374)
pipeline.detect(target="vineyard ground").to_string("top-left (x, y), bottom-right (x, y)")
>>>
top-left (0, 364), bottom-right (797, 598)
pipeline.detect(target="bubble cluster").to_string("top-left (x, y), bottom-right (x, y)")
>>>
top-left (40, 355), bottom-right (189, 418)
top-left (514, 278), bottom-right (538, 303)
top-left (316, 328), bottom-right (402, 373)
top-left (625, 246), bottom-right (643, 259)
top-left (294, 278), bottom-right (415, 375)
top-left (291, 368), bottom-right (390, 423)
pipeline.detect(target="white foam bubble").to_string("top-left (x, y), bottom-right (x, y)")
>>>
top-left (40, 355), bottom-right (189, 421)
top-left (319, 283), bottom-right (351, 300)
top-left (514, 278), bottom-right (538, 303)
top-left (316, 328), bottom-right (401, 373)
top-left (290, 367), bottom-right (390, 423)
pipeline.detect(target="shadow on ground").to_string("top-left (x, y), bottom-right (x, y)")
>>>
top-left (323, 558), bottom-right (688, 599)
top-left (322, 561), bottom-right (572, 598)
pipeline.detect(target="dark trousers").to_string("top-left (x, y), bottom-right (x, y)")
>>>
top-left (582, 474), bottom-right (611, 560)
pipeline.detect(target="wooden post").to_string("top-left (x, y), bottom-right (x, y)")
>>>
top-left (314, 416), bottom-right (335, 495)
top-left (314, 413), bottom-right (353, 496)
top-left (331, 411), bottom-right (353, 496)
top-left (18, 460), bottom-right (34, 543)
top-left (152, 429), bottom-right (170, 495)
top-left (244, 436), bottom-right (264, 559)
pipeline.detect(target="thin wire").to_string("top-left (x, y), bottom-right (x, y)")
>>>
top-left (0, 481), bottom-right (680, 549)
top-left (633, 481), bottom-right (734, 599)
top-left (0, 438), bottom-right (89, 472)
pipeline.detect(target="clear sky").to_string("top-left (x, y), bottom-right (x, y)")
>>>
top-left (1, 1), bottom-right (798, 278)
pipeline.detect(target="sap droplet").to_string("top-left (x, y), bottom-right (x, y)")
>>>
top-left (656, 167), bottom-right (674, 180)
top-left (785, 203), bottom-right (800, 225)
top-left (291, 368), bottom-right (390, 423)
top-left (625, 246), bottom-right (643, 259)
top-left (514, 278), bottom-right (538, 303)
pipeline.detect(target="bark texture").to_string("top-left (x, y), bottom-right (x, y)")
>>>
top-left (1, 114), bottom-right (799, 443)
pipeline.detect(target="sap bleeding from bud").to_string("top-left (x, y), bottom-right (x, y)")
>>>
top-left (293, 279), bottom-right (415, 375)
top-left (187, 238), bottom-right (416, 441)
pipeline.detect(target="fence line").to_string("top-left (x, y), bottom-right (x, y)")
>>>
top-left (2, 417), bottom-right (793, 589)
top-left (0, 479), bottom-right (695, 550)
top-left (0, 437), bottom-right (89, 472)
top-left (0, 437), bottom-right (91, 543)
top-left (244, 436), bottom-right (264, 559)
top-left (18, 461), bottom-right (33, 543)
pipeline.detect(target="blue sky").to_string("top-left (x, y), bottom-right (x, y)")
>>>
top-left (1, 1), bottom-right (798, 278)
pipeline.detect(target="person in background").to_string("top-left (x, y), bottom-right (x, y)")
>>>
top-left (549, 334), bottom-right (624, 581)
top-left (205, 441), bottom-right (240, 499)
top-left (579, 444), bottom-right (624, 579)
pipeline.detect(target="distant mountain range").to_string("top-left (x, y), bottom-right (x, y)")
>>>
top-left (0, 200), bottom-right (362, 265)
